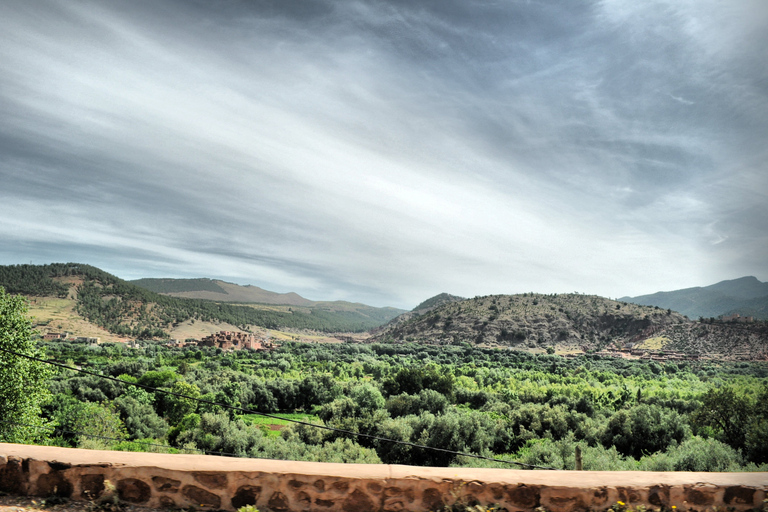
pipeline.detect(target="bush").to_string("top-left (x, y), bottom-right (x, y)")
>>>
top-left (672, 436), bottom-right (743, 471)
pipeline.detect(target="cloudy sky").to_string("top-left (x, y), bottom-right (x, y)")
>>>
top-left (1, 0), bottom-right (767, 308)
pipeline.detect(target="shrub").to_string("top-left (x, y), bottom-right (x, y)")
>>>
top-left (672, 436), bottom-right (743, 471)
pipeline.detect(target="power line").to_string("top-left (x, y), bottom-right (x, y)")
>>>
top-left (0, 420), bottom-right (243, 458)
top-left (0, 346), bottom-right (557, 470)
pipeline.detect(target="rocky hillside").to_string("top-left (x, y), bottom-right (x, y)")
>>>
top-left (371, 292), bottom-right (768, 358)
top-left (373, 293), bottom-right (466, 333)
top-left (373, 293), bottom-right (686, 349)
top-left (657, 321), bottom-right (768, 360)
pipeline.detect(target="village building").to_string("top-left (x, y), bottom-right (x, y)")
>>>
top-left (42, 332), bottom-right (69, 340)
top-left (197, 330), bottom-right (271, 351)
top-left (721, 313), bottom-right (755, 323)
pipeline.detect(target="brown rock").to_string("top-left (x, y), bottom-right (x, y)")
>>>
top-left (385, 487), bottom-right (403, 497)
top-left (315, 498), bottom-right (334, 508)
top-left (546, 492), bottom-right (588, 512)
top-left (289, 479), bottom-right (306, 489)
top-left (343, 489), bottom-right (375, 512)
top-left (152, 476), bottom-right (181, 493)
top-left (0, 456), bottom-right (27, 494)
top-left (268, 491), bottom-right (290, 512)
top-left (297, 491), bottom-right (312, 508)
top-left (159, 496), bottom-right (176, 508)
top-left (314, 479), bottom-right (326, 491)
top-left (182, 485), bottom-right (221, 508)
top-left (507, 484), bottom-right (541, 508)
top-left (422, 488), bottom-right (444, 511)
top-left (724, 486), bottom-right (755, 505)
top-left (616, 487), bottom-right (641, 504)
top-left (231, 485), bottom-right (262, 509)
top-left (685, 484), bottom-right (715, 506)
top-left (368, 482), bottom-right (383, 493)
top-left (48, 462), bottom-right (72, 471)
top-left (383, 497), bottom-right (406, 512)
top-left (80, 474), bottom-right (105, 499)
top-left (193, 472), bottom-right (228, 489)
top-left (117, 478), bottom-right (151, 504)
top-left (37, 471), bottom-right (73, 498)
top-left (648, 485), bottom-right (669, 507)
top-left (592, 487), bottom-right (609, 507)
top-left (333, 481), bottom-right (350, 493)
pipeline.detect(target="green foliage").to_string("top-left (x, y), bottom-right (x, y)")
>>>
top-left (692, 386), bottom-right (751, 451)
top-left (130, 278), bottom-right (228, 294)
top-left (671, 436), bottom-right (743, 471)
top-left (1, 263), bottom-right (401, 335)
top-left (49, 395), bottom-right (128, 447)
top-left (601, 404), bottom-right (687, 459)
top-left (0, 287), bottom-right (53, 442)
top-left (23, 336), bottom-right (768, 469)
top-left (115, 395), bottom-right (169, 440)
top-left (0, 264), bottom-right (70, 297)
top-left (138, 370), bottom-right (180, 388)
top-left (164, 381), bottom-right (201, 424)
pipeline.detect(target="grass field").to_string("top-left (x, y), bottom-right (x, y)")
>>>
top-left (241, 412), bottom-right (321, 437)
top-left (242, 412), bottom-right (320, 426)
top-left (634, 336), bottom-right (669, 350)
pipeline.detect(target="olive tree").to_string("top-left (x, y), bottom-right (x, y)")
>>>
top-left (0, 287), bottom-right (53, 442)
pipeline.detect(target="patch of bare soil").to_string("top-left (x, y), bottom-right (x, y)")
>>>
top-left (27, 297), bottom-right (128, 344)
top-left (168, 319), bottom-right (249, 341)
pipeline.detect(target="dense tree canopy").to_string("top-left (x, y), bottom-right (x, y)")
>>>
top-left (26, 337), bottom-right (768, 470)
top-left (0, 287), bottom-right (52, 442)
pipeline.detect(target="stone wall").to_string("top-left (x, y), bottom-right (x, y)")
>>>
top-left (1, 444), bottom-right (766, 512)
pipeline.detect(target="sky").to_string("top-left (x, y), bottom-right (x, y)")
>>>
top-left (1, 0), bottom-right (767, 309)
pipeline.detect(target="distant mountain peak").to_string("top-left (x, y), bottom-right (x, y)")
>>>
top-left (412, 293), bottom-right (465, 312)
top-left (622, 276), bottom-right (768, 320)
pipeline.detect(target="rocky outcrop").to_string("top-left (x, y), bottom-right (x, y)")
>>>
top-left (1, 444), bottom-right (767, 512)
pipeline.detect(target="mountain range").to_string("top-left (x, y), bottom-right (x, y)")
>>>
top-left (1, 264), bottom-right (766, 359)
top-left (0, 263), bottom-right (405, 338)
top-left (129, 278), bottom-right (316, 306)
top-left (620, 276), bottom-right (768, 321)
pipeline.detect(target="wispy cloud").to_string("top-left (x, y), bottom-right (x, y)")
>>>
top-left (1, 0), bottom-right (766, 307)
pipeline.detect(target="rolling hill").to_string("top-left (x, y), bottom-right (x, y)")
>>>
top-left (0, 263), bottom-right (405, 337)
top-left (372, 292), bottom-right (768, 359)
top-left (620, 276), bottom-right (768, 320)
top-left (130, 278), bottom-right (315, 306)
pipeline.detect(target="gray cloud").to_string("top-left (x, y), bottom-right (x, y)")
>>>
top-left (1, 0), bottom-right (766, 308)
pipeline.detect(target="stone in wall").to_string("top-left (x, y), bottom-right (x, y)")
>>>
top-left (182, 485), bottom-right (221, 508)
top-left (0, 455), bottom-right (27, 494)
top-left (80, 474), bottom-right (105, 500)
top-left (231, 485), bottom-right (262, 508)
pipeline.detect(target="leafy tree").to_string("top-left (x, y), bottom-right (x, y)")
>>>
top-left (51, 396), bottom-right (128, 447)
top-left (165, 381), bottom-right (201, 424)
top-left (692, 386), bottom-right (751, 451)
top-left (115, 396), bottom-right (169, 440)
top-left (0, 287), bottom-right (53, 442)
top-left (601, 404), bottom-right (687, 458)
